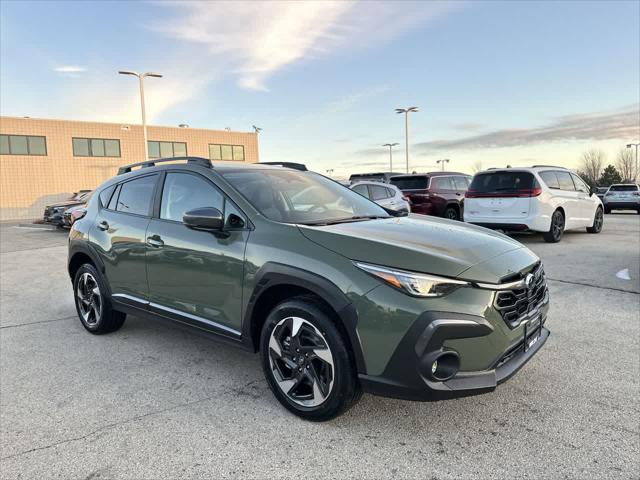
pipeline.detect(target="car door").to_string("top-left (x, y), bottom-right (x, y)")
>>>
top-left (369, 184), bottom-right (394, 209)
top-left (570, 173), bottom-right (595, 226)
top-left (91, 174), bottom-right (159, 302)
top-left (145, 171), bottom-right (249, 336)
top-left (430, 176), bottom-right (455, 215)
top-left (554, 171), bottom-right (581, 228)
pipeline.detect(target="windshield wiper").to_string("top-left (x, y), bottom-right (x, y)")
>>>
top-left (303, 215), bottom-right (389, 226)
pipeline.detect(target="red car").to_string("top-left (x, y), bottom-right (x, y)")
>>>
top-left (390, 172), bottom-right (471, 220)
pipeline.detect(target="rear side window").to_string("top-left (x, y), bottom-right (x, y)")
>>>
top-left (431, 176), bottom-right (454, 190)
top-left (469, 171), bottom-right (535, 194)
top-left (160, 173), bottom-right (224, 222)
top-left (116, 175), bottom-right (158, 216)
top-left (370, 185), bottom-right (390, 200)
top-left (99, 185), bottom-right (116, 208)
top-left (609, 185), bottom-right (639, 191)
top-left (391, 176), bottom-right (429, 190)
top-left (453, 176), bottom-right (469, 190)
top-left (352, 184), bottom-right (370, 198)
top-left (555, 171), bottom-right (575, 191)
top-left (539, 171), bottom-right (560, 189)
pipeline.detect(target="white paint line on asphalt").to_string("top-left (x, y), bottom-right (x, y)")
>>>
top-left (616, 268), bottom-right (631, 280)
top-left (13, 226), bottom-right (55, 231)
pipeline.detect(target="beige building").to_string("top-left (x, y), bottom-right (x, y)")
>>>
top-left (0, 116), bottom-right (259, 221)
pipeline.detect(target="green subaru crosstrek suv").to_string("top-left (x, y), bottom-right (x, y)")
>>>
top-left (68, 157), bottom-right (550, 421)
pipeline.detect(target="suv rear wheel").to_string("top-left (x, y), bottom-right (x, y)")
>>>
top-left (444, 206), bottom-right (460, 221)
top-left (260, 296), bottom-right (361, 421)
top-left (586, 207), bottom-right (603, 233)
top-left (73, 264), bottom-right (126, 334)
top-left (543, 209), bottom-right (565, 243)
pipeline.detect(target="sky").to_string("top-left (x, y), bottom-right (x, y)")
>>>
top-left (1, 0), bottom-right (639, 178)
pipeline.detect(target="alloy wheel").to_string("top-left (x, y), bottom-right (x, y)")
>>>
top-left (445, 208), bottom-right (458, 220)
top-left (268, 316), bottom-right (335, 407)
top-left (594, 209), bottom-right (603, 231)
top-left (553, 212), bottom-right (564, 239)
top-left (76, 272), bottom-right (102, 326)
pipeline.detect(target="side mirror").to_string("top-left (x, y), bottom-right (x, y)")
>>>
top-left (183, 207), bottom-right (224, 231)
top-left (590, 186), bottom-right (597, 196)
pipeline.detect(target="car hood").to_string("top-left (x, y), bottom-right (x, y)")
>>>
top-left (298, 215), bottom-right (537, 282)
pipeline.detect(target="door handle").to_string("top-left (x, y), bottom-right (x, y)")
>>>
top-left (147, 235), bottom-right (164, 248)
top-left (97, 221), bottom-right (109, 231)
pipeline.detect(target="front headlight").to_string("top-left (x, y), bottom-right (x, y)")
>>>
top-left (355, 262), bottom-right (469, 298)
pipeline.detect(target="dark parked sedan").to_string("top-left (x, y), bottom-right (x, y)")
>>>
top-left (43, 190), bottom-right (91, 226)
top-left (390, 172), bottom-right (471, 220)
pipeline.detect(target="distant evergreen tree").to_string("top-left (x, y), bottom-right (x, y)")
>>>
top-left (598, 164), bottom-right (622, 186)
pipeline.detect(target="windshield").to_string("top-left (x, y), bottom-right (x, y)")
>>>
top-left (221, 169), bottom-right (390, 225)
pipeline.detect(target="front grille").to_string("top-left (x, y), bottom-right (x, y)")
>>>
top-left (494, 263), bottom-right (548, 328)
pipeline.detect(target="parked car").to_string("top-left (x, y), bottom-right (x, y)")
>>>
top-left (69, 156), bottom-right (549, 421)
top-left (349, 172), bottom-right (404, 184)
top-left (350, 181), bottom-right (410, 213)
top-left (464, 166), bottom-right (603, 243)
top-left (43, 190), bottom-right (92, 227)
top-left (390, 172), bottom-right (471, 220)
top-left (62, 204), bottom-right (88, 228)
top-left (602, 183), bottom-right (640, 214)
top-left (595, 186), bottom-right (609, 201)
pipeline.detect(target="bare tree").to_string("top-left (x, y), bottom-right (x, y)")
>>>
top-left (579, 149), bottom-right (605, 185)
top-left (616, 147), bottom-right (636, 182)
top-left (471, 160), bottom-right (483, 174)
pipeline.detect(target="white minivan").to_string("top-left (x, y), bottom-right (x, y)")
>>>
top-left (464, 166), bottom-right (603, 243)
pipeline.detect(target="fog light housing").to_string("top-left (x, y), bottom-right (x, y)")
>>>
top-left (421, 351), bottom-right (460, 382)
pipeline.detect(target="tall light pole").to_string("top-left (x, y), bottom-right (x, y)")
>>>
top-left (627, 143), bottom-right (639, 181)
top-left (436, 158), bottom-right (450, 171)
top-left (395, 107), bottom-right (418, 173)
top-left (118, 70), bottom-right (163, 160)
top-left (382, 143), bottom-right (399, 172)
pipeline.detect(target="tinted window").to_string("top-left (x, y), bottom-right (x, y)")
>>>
top-left (73, 138), bottom-right (90, 156)
top-left (28, 136), bottom-right (46, 155)
top-left (352, 184), bottom-right (369, 197)
top-left (571, 173), bottom-right (589, 193)
top-left (370, 185), bottom-right (389, 200)
top-left (386, 187), bottom-right (396, 198)
top-left (160, 173), bottom-right (224, 222)
top-left (431, 176), bottom-right (454, 190)
top-left (555, 171), bottom-right (575, 191)
top-left (609, 184), bottom-right (638, 191)
top-left (104, 139), bottom-right (121, 157)
top-left (107, 184), bottom-right (121, 210)
top-left (453, 176), bottom-right (469, 190)
top-left (1, 135), bottom-right (46, 155)
top-left (390, 176), bottom-right (429, 190)
top-left (116, 175), bottom-right (157, 216)
top-left (0, 135), bottom-right (9, 154)
top-left (539, 171), bottom-right (560, 189)
top-left (221, 145), bottom-right (233, 161)
top-left (91, 139), bottom-right (105, 157)
top-left (99, 185), bottom-right (117, 208)
top-left (9, 135), bottom-right (28, 155)
top-left (469, 171), bottom-right (535, 193)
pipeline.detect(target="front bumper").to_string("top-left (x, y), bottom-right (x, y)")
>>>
top-left (359, 310), bottom-right (549, 401)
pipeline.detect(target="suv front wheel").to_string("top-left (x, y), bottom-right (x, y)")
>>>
top-left (260, 296), bottom-right (361, 421)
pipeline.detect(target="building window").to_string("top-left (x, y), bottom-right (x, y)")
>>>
top-left (147, 141), bottom-right (187, 159)
top-left (209, 144), bottom-right (245, 161)
top-left (0, 134), bottom-right (47, 155)
top-left (73, 138), bottom-right (121, 157)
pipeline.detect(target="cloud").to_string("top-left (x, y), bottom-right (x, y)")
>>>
top-left (54, 66), bottom-right (87, 73)
top-left (414, 104), bottom-right (640, 152)
top-left (152, 1), bottom-right (461, 91)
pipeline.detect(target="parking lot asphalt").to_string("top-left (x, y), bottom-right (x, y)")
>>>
top-left (1, 214), bottom-right (638, 479)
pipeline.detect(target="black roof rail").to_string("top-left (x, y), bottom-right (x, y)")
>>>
top-left (258, 162), bottom-right (308, 171)
top-left (531, 165), bottom-right (568, 169)
top-left (117, 156), bottom-right (212, 175)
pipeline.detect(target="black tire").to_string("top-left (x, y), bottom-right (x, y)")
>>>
top-left (444, 206), bottom-right (460, 221)
top-left (73, 263), bottom-right (126, 334)
top-left (543, 209), bottom-right (565, 243)
top-left (260, 296), bottom-right (361, 421)
top-left (586, 207), bottom-right (604, 233)
top-left (604, 206), bottom-right (611, 214)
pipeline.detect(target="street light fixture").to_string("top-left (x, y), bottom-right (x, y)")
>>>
top-left (252, 125), bottom-right (263, 134)
top-left (118, 71), bottom-right (163, 160)
top-left (382, 143), bottom-right (399, 172)
top-left (326, 169), bottom-right (334, 177)
top-left (395, 106), bottom-right (418, 174)
top-left (627, 143), bottom-right (639, 181)
top-left (436, 158), bottom-right (450, 171)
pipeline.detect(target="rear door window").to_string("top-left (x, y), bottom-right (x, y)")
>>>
top-left (468, 171), bottom-right (535, 195)
top-left (539, 171), bottom-right (560, 189)
top-left (431, 176), bottom-right (454, 190)
top-left (370, 185), bottom-right (390, 200)
top-left (390, 176), bottom-right (429, 190)
top-left (352, 184), bottom-right (370, 198)
top-left (116, 175), bottom-right (158, 216)
top-left (555, 171), bottom-right (575, 191)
